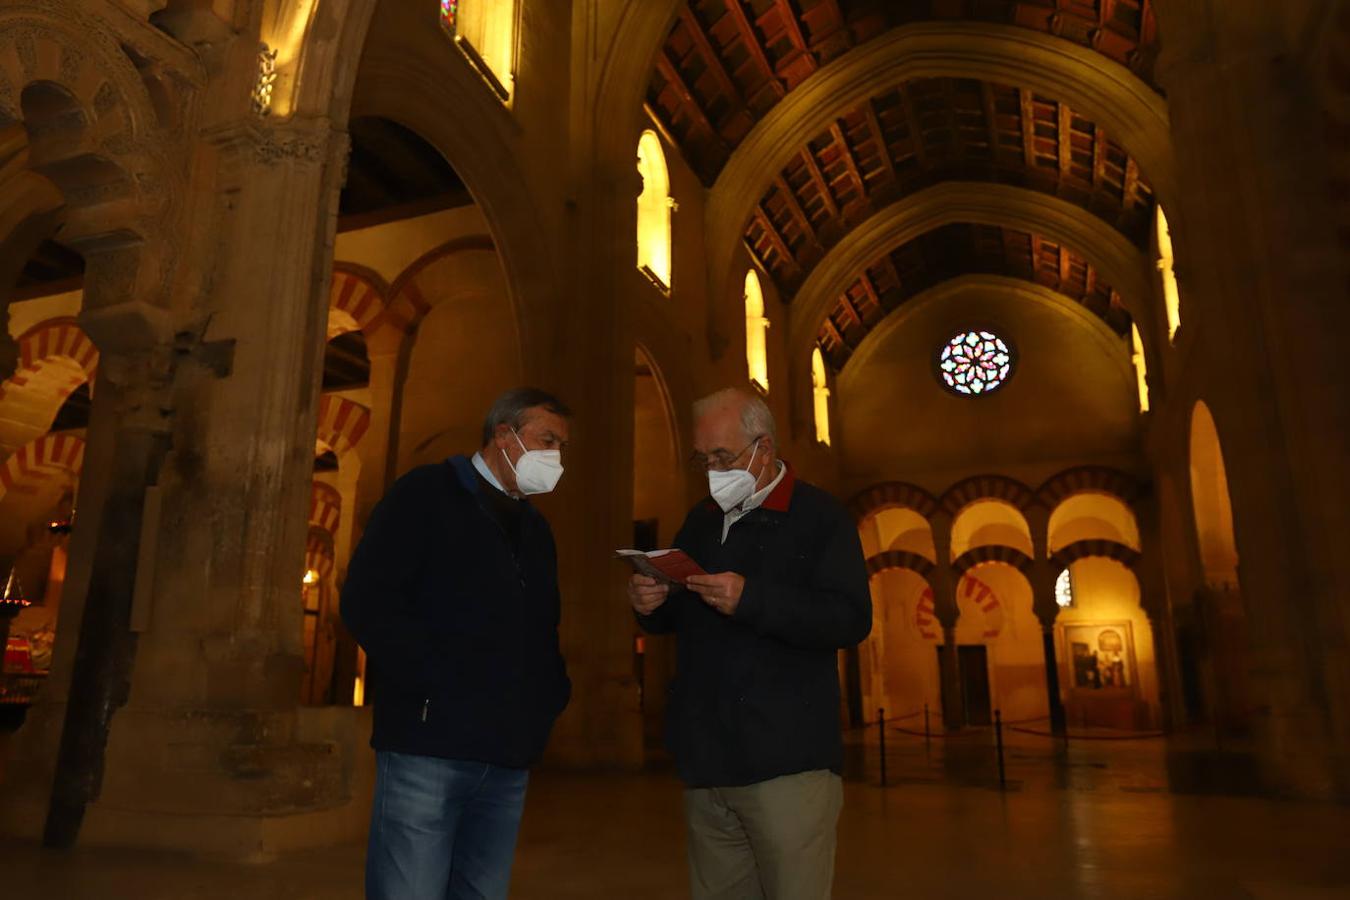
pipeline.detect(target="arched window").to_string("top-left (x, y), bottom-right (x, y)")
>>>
top-left (1131, 324), bottom-right (1150, 413)
top-left (636, 130), bottom-right (672, 291)
top-left (1156, 206), bottom-right (1181, 343)
top-left (744, 270), bottom-right (769, 392)
top-left (811, 347), bottom-right (831, 446)
top-left (439, 0), bottom-right (517, 101)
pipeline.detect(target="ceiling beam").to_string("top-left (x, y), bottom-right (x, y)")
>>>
top-left (773, 174), bottom-right (820, 243)
top-left (1018, 87), bottom-right (1038, 171)
top-left (770, 0), bottom-right (816, 71)
top-left (861, 98), bottom-right (897, 186)
top-left (754, 203), bottom-right (797, 272)
top-left (980, 81), bottom-right (1001, 166)
top-left (899, 82), bottom-right (929, 170)
top-left (800, 148), bottom-right (841, 219)
top-left (830, 122), bottom-right (868, 198)
top-left (678, 8), bottom-right (746, 115)
top-left (656, 50), bottom-right (725, 151)
top-left (1057, 102), bottom-right (1074, 189)
top-left (722, 1), bottom-right (782, 97)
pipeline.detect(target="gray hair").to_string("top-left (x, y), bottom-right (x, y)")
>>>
top-left (693, 388), bottom-right (777, 443)
top-left (481, 387), bottom-right (572, 445)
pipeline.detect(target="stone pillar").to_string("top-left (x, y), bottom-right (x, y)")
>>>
top-left (42, 352), bottom-right (173, 848)
top-left (1155, 2), bottom-right (1350, 797)
top-left (1026, 507), bottom-right (1066, 736)
top-left (1135, 490), bottom-right (1183, 732)
top-left (537, 158), bottom-right (644, 768)
top-left (0, 115), bottom-right (371, 855)
top-left (930, 514), bottom-right (963, 730)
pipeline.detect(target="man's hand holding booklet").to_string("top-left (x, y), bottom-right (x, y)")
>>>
top-left (615, 548), bottom-right (706, 586)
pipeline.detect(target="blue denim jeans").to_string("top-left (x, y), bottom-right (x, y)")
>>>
top-left (366, 751), bottom-right (529, 900)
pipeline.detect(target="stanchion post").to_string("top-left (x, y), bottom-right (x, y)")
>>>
top-left (923, 703), bottom-right (930, 747)
top-left (994, 709), bottom-right (1006, 790)
top-left (878, 707), bottom-right (887, 787)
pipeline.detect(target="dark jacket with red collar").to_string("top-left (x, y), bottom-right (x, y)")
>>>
top-left (340, 456), bottom-right (570, 768)
top-left (638, 464), bottom-right (872, 787)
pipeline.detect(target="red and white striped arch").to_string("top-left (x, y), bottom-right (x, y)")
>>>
top-left (913, 574), bottom-right (1002, 641)
top-left (309, 481), bottom-right (341, 536)
top-left (314, 396), bottom-right (370, 458)
top-left (327, 267), bottom-right (388, 339)
top-left (305, 529), bottom-right (335, 580)
top-left (0, 432), bottom-right (84, 500)
top-left (16, 317), bottom-right (99, 379)
top-left (0, 318), bottom-right (99, 447)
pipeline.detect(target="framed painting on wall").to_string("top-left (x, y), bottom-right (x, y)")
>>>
top-left (1060, 621), bottom-right (1137, 696)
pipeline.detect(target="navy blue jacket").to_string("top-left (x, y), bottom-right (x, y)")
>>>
top-left (638, 467), bottom-right (872, 787)
top-left (340, 456), bottom-right (570, 768)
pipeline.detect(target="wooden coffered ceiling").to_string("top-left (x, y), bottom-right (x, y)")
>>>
top-left (647, 0), bottom-right (1160, 186)
top-left (816, 222), bottom-right (1130, 371)
top-left (744, 77), bottom-right (1155, 295)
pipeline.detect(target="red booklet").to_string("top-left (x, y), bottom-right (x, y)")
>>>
top-left (615, 549), bottom-right (705, 586)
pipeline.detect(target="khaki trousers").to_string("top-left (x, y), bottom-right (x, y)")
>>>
top-left (684, 770), bottom-right (843, 900)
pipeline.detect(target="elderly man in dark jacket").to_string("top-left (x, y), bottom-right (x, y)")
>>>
top-left (628, 387), bottom-right (872, 900)
top-left (342, 387), bottom-right (572, 900)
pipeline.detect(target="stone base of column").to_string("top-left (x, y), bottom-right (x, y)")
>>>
top-left (0, 701), bottom-right (375, 860)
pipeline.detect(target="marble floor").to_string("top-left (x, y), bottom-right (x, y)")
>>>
top-left (2, 726), bottom-right (1349, 899)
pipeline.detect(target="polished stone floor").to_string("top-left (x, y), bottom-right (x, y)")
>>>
top-left (2, 725), bottom-right (1349, 898)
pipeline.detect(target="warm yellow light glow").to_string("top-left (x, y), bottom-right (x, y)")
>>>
top-left (811, 347), bottom-right (831, 446)
top-left (636, 130), bottom-right (672, 291)
top-left (258, 0), bottom-right (318, 117)
top-left (447, 0), bottom-right (518, 100)
top-left (1156, 206), bottom-right (1181, 343)
top-left (1189, 401), bottom-right (1240, 588)
top-left (303, 568), bottom-right (319, 585)
top-left (1131, 324), bottom-right (1150, 413)
top-left (353, 648), bottom-right (367, 706)
top-left (744, 270), bottom-right (770, 391)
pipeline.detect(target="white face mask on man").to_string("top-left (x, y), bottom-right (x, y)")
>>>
top-left (708, 441), bottom-right (759, 513)
top-left (503, 430), bottom-right (564, 495)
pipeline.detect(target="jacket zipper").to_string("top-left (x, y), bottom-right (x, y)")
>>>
top-left (471, 492), bottom-right (528, 588)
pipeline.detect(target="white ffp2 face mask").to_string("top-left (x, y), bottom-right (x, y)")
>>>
top-left (708, 443), bottom-right (759, 513)
top-left (504, 430), bottom-right (564, 495)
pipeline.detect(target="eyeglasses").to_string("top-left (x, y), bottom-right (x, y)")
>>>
top-left (688, 435), bottom-right (763, 472)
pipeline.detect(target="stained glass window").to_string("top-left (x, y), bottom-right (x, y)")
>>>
top-left (1056, 567), bottom-right (1075, 608)
top-left (937, 330), bottom-right (1014, 395)
top-left (440, 0), bottom-right (459, 33)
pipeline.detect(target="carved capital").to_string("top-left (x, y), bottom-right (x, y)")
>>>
top-left (205, 118), bottom-right (347, 173)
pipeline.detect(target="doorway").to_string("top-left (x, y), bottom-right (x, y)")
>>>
top-left (937, 644), bottom-right (993, 726)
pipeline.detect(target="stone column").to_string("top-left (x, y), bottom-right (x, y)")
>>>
top-left (0, 116), bottom-right (368, 855)
top-left (1026, 507), bottom-right (1066, 736)
top-left (1155, 2), bottom-right (1350, 797)
top-left (1135, 489), bottom-right (1183, 732)
top-left (537, 158), bottom-right (644, 768)
top-left (930, 513), bottom-right (963, 730)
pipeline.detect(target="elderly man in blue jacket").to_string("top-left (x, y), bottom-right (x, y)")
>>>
top-left (628, 387), bottom-right (872, 900)
top-left (342, 387), bottom-right (572, 900)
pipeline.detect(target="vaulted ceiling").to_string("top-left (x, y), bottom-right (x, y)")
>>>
top-left (648, 1), bottom-right (1160, 187)
top-left (742, 76), bottom-right (1155, 296)
top-left (816, 222), bottom-right (1129, 371)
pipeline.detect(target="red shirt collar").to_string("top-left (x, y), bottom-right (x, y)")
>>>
top-left (762, 460), bottom-right (796, 512)
top-left (701, 460), bottom-right (797, 514)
